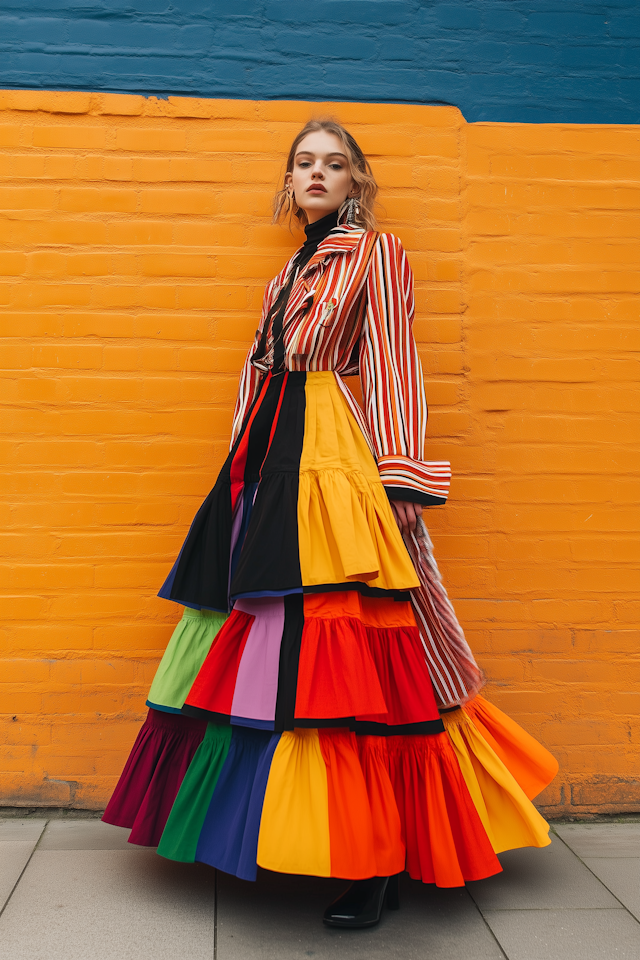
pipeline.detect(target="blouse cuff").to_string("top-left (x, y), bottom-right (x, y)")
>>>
top-left (378, 455), bottom-right (451, 506)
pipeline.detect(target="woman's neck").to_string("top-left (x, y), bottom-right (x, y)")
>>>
top-left (303, 209), bottom-right (339, 246)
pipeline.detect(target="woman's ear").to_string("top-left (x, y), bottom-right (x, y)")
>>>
top-left (284, 171), bottom-right (294, 201)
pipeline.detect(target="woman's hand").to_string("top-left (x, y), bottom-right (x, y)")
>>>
top-left (390, 499), bottom-right (423, 537)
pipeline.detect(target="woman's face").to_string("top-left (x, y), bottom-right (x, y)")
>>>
top-left (287, 130), bottom-right (357, 224)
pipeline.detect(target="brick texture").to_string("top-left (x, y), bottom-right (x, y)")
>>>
top-left (0, 90), bottom-right (638, 815)
top-left (1, 3), bottom-right (639, 123)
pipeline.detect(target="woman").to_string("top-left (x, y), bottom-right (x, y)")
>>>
top-left (103, 118), bottom-right (558, 928)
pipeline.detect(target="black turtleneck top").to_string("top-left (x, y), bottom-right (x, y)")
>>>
top-left (296, 208), bottom-right (340, 272)
top-left (255, 208), bottom-right (340, 373)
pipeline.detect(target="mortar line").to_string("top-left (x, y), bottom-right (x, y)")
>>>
top-left (0, 817), bottom-right (49, 922)
top-left (464, 888), bottom-right (509, 959)
top-left (553, 830), bottom-right (640, 926)
top-left (476, 905), bottom-right (628, 912)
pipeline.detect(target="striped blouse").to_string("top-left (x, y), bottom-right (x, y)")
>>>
top-left (231, 224), bottom-right (451, 505)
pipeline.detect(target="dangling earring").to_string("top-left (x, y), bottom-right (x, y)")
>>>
top-left (346, 195), bottom-right (360, 225)
top-left (286, 186), bottom-right (294, 211)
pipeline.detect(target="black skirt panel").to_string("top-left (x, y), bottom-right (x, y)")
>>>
top-left (229, 372), bottom-right (306, 600)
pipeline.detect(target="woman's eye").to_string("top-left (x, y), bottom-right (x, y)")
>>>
top-left (329, 164), bottom-right (343, 170)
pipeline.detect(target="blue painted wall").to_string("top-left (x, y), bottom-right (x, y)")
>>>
top-left (0, 1), bottom-right (638, 123)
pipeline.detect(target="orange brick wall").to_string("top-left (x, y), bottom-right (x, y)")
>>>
top-left (0, 90), bottom-right (638, 815)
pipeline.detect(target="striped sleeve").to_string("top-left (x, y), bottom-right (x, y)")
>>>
top-left (229, 278), bottom-right (274, 448)
top-left (359, 233), bottom-right (451, 505)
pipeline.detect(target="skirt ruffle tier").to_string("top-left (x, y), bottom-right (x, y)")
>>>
top-left (103, 370), bottom-right (558, 885)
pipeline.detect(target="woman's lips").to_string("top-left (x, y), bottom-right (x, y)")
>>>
top-left (307, 185), bottom-right (327, 193)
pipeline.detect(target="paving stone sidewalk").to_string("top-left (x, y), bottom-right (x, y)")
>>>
top-left (1, 817), bottom-right (639, 960)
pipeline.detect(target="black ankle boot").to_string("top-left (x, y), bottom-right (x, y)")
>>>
top-left (323, 874), bottom-right (400, 928)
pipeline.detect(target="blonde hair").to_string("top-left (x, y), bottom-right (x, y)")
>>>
top-left (273, 117), bottom-right (378, 232)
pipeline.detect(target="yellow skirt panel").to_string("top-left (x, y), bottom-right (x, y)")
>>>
top-left (297, 372), bottom-right (420, 592)
top-left (442, 707), bottom-right (551, 854)
top-left (257, 728), bottom-right (332, 877)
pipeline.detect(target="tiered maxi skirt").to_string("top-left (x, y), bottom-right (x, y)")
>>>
top-left (103, 370), bottom-right (559, 887)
